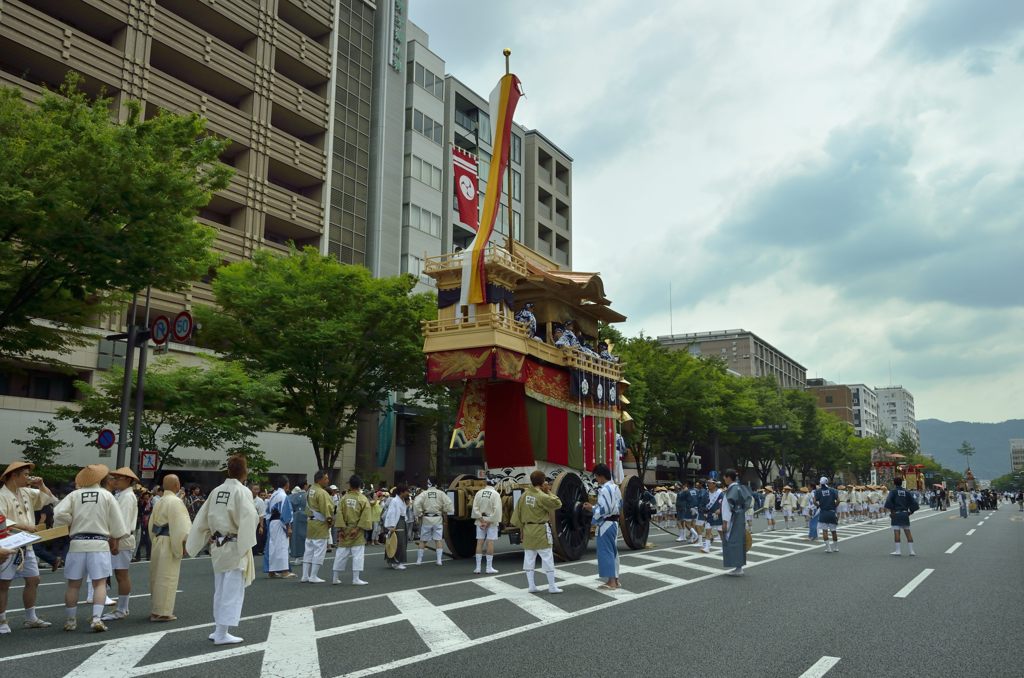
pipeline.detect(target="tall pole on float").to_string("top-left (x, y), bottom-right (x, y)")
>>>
top-left (504, 48), bottom-right (514, 258)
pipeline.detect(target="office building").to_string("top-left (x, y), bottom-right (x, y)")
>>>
top-left (659, 329), bottom-right (807, 388)
top-left (805, 379), bottom-right (854, 425)
top-left (848, 383), bottom-right (880, 438)
top-left (1010, 439), bottom-right (1024, 473)
top-left (876, 386), bottom-right (919, 446)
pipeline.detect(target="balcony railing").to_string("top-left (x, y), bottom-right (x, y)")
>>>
top-left (424, 245), bottom-right (528, 278)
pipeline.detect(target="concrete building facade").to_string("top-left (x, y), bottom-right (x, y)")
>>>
top-left (876, 385), bottom-right (919, 445)
top-left (848, 383), bottom-right (880, 438)
top-left (659, 329), bottom-right (807, 388)
top-left (1010, 439), bottom-right (1024, 473)
top-left (805, 379), bottom-right (854, 425)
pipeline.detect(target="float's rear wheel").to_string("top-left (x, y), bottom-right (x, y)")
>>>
top-left (444, 475), bottom-right (477, 558)
top-left (619, 475), bottom-right (652, 550)
top-left (550, 472), bottom-right (590, 561)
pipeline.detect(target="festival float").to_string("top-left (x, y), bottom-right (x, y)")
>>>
top-left (421, 56), bottom-right (650, 561)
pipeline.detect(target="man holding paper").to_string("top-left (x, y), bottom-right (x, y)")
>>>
top-left (0, 461), bottom-right (56, 634)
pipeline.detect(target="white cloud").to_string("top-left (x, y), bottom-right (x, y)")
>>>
top-left (410, 0), bottom-right (1024, 422)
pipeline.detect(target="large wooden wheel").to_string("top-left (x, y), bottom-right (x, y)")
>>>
top-left (619, 475), bottom-right (652, 550)
top-left (444, 475), bottom-right (477, 559)
top-left (550, 472), bottom-right (590, 561)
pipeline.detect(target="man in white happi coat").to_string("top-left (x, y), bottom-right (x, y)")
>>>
top-left (101, 467), bottom-right (139, 622)
top-left (263, 476), bottom-right (294, 578)
top-left (413, 477), bottom-right (453, 566)
top-left (0, 461), bottom-right (56, 633)
top-left (53, 464), bottom-right (130, 633)
top-left (471, 479), bottom-right (502, 574)
top-left (186, 455), bottom-right (259, 645)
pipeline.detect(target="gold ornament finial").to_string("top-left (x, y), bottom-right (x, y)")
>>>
top-left (503, 48), bottom-right (511, 57)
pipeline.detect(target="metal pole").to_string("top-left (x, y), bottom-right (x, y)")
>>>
top-left (115, 294), bottom-right (138, 469)
top-left (503, 48), bottom-right (514, 254)
top-left (129, 286), bottom-right (152, 474)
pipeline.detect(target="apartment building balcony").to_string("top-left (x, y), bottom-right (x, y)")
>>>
top-left (278, 0), bottom-right (333, 45)
top-left (270, 71), bottom-right (329, 136)
top-left (275, 19), bottom-right (330, 82)
top-left (147, 68), bottom-right (251, 145)
top-left (152, 5), bottom-right (255, 91)
top-left (267, 126), bottom-right (327, 182)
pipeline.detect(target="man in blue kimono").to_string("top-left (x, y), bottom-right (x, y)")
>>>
top-left (584, 464), bottom-right (622, 590)
top-left (721, 469), bottom-right (751, 576)
top-left (514, 303), bottom-right (538, 339)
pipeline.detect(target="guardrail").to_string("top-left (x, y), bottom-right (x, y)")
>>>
top-left (423, 245), bottom-right (528, 277)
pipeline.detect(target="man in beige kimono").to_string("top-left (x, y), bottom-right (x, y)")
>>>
top-left (149, 474), bottom-right (191, 622)
top-left (0, 461), bottom-right (56, 633)
top-left (186, 456), bottom-right (258, 645)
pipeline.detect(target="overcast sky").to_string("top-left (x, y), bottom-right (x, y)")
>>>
top-left (409, 1), bottom-right (1024, 424)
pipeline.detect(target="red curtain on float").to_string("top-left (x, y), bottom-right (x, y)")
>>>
top-left (483, 382), bottom-right (534, 468)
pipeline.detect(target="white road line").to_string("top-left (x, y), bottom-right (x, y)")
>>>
top-left (261, 607), bottom-right (320, 678)
top-left (966, 529), bottom-right (976, 536)
top-left (798, 655), bottom-right (841, 677)
top-left (945, 542), bottom-right (962, 554)
top-left (893, 568), bottom-right (935, 598)
top-left (475, 576), bottom-right (570, 622)
top-left (65, 633), bottom-right (166, 678)
top-left (6, 591), bottom-right (171, 614)
top-left (389, 589), bottom-right (470, 650)
top-left (977, 521), bottom-right (984, 526)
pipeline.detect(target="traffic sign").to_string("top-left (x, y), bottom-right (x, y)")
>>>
top-left (97, 428), bottom-right (115, 450)
top-left (172, 311), bottom-right (194, 342)
top-left (140, 451), bottom-right (159, 472)
top-left (151, 315), bottom-right (171, 345)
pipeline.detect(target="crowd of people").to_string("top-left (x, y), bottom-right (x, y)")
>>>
top-left (1, 454), bottom-right (1018, 646)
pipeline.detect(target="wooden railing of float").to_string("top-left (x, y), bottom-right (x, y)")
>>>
top-left (423, 245), bottom-right (529, 278)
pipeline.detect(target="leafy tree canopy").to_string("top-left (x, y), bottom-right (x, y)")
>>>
top-left (197, 247), bottom-right (435, 471)
top-left (0, 74), bottom-right (230, 359)
top-left (56, 358), bottom-right (281, 473)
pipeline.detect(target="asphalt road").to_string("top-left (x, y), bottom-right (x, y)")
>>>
top-left (1, 504), bottom-right (1020, 677)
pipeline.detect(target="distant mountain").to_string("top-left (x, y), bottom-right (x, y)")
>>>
top-left (917, 419), bottom-right (1024, 480)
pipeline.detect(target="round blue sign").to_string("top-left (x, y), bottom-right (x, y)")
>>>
top-left (97, 428), bottom-right (115, 450)
top-left (709, 470), bottom-right (718, 479)
top-left (151, 315), bottom-right (171, 345)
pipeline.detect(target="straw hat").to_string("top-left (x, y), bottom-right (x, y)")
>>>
top-left (75, 464), bottom-right (110, 488)
top-left (385, 531), bottom-right (398, 559)
top-left (783, 486), bottom-right (792, 491)
top-left (1, 460), bottom-right (33, 480)
top-left (110, 466), bottom-right (139, 483)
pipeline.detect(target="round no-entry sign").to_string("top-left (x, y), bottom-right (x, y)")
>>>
top-left (173, 311), bottom-right (194, 342)
top-left (97, 428), bottom-right (115, 450)
top-left (151, 315), bottom-right (171, 345)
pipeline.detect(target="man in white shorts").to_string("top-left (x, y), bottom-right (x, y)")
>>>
top-left (413, 477), bottom-right (453, 566)
top-left (780, 486), bottom-right (797, 527)
top-left (471, 479), bottom-right (502, 574)
top-left (0, 461), bottom-right (57, 633)
top-left (762, 487), bottom-right (776, 531)
top-left (867, 486), bottom-right (880, 523)
top-left (102, 467), bottom-right (139, 622)
top-left (53, 464), bottom-right (129, 633)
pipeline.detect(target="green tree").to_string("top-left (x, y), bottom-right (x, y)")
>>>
top-left (9, 419), bottom-right (76, 484)
top-left (0, 74), bottom-right (231, 359)
top-left (197, 247), bottom-right (435, 471)
top-left (957, 440), bottom-right (976, 466)
top-left (57, 359), bottom-right (281, 472)
top-left (224, 438), bottom-right (274, 487)
top-left (894, 429), bottom-right (920, 457)
top-left (991, 471), bottom-right (1024, 492)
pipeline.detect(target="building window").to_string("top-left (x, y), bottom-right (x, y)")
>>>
top-left (406, 154), bottom-right (442, 190)
top-left (825, 395), bottom-right (834, 404)
top-left (511, 134), bottom-right (522, 164)
top-left (409, 62), bottom-right (444, 100)
top-left (408, 109), bottom-right (443, 145)
top-left (404, 203), bottom-right (442, 237)
top-left (512, 169), bottom-right (521, 200)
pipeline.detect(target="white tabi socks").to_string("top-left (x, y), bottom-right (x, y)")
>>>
top-left (485, 555), bottom-right (498, 574)
top-left (907, 543), bottom-right (916, 556)
top-left (415, 549), bottom-right (424, 565)
top-left (690, 528), bottom-right (699, 542)
top-left (545, 571), bottom-right (562, 594)
top-left (891, 543), bottom-right (903, 556)
top-left (308, 563), bottom-right (325, 583)
top-left (352, 572), bottom-right (367, 585)
top-left (301, 562), bottom-right (311, 582)
top-left (435, 549), bottom-right (443, 566)
top-left (211, 623), bottom-right (243, 645)
top-left (526, 570), bottom-right (538, 592)
top-left (474, 554), bottom-right (482, 573)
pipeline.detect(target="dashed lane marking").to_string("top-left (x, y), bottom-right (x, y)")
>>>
top-left (894, 568), bottom-right (935, 599)
top-left (966, 529), bottom-right (976, 536)
top-left (798, 655), bottom-right (841, 677)
top-left (945, 542), bottom-right (962, 554)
